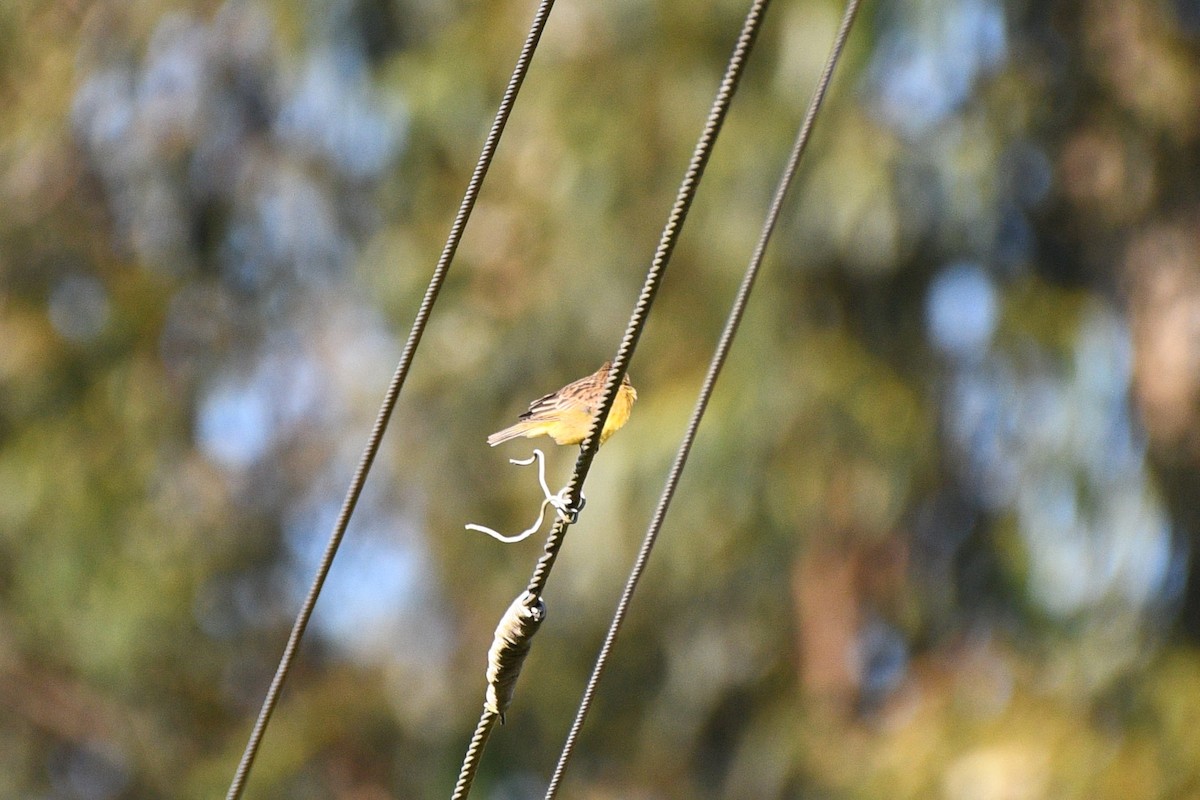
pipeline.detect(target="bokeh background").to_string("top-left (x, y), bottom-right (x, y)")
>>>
top-left (3, 0), bottom-right (1200, 797)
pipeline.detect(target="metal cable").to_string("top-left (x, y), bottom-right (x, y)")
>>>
top-left (450, 711), bottom-right (501, 800)
top-left (526, 0), bottom-right (770, 600)
top-left (543, 1), bottom-right (862, 796)
top-left (448, 2), bottom-right (770, 797)
top-left (224, 3), bottom-right (558, 797)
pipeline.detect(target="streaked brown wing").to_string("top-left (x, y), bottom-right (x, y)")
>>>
top-left (517, 364), bottom-right (607, 420)
top-left (519, 388), bottom-right (564, 420)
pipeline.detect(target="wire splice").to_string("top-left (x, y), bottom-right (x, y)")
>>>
top-left (485, 591), bottom-right (547, 722)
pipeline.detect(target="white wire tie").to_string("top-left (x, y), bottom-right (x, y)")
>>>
top-left (465, 449), bottom-right (585, 543)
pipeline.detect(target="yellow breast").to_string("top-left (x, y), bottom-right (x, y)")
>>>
top-left (598, 384), bottom-right (637, 444)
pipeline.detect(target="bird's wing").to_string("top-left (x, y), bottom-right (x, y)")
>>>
top-left (519, 386), bottom-right (573, 420)
top-left (519, 369), bottom-right (608, 420)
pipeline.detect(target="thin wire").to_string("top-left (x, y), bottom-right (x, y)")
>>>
top-left (448, 2), bottom-right (770, 796)
top-left (544, 1), bottom-right (862, 796)
top-left (224, 3), bottom-right (558, 797)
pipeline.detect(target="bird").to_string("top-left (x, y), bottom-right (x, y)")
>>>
top-left (487, 361), bottom-right (638, 447)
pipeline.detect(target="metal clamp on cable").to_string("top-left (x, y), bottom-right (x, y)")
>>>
top-left (484, 591), bottom-right (546, 722)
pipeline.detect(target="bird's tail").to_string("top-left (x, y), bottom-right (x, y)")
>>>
top-left (487, 421), bottom-right (541, 447)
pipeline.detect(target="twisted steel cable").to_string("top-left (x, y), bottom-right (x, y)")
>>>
top-left (544, 1), bottom-right (863, 796)
top-left (449, 1), bottom-right (771, 796)
top-left (225, 2), bottom-right (559, 796)
top-left (527, 0), bottom-right (770, 600)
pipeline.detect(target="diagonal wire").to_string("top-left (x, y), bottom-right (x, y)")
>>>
top-left (449, 1), bottom-right (772, 797)
top-left (526, 0), bottom-right (771, 600)
top-left (224, 2), bottom-right (559, 797)
top-left (544, 1), bottom-right (863, 796)
top-left (450, 711), bottom-right (500, 799)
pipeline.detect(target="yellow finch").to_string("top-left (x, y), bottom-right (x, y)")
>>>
top-left (487, 361), bottom-right (637, 447)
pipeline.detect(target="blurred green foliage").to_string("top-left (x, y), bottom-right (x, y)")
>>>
top-left (2, 1), bottom-right (1200, 798)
